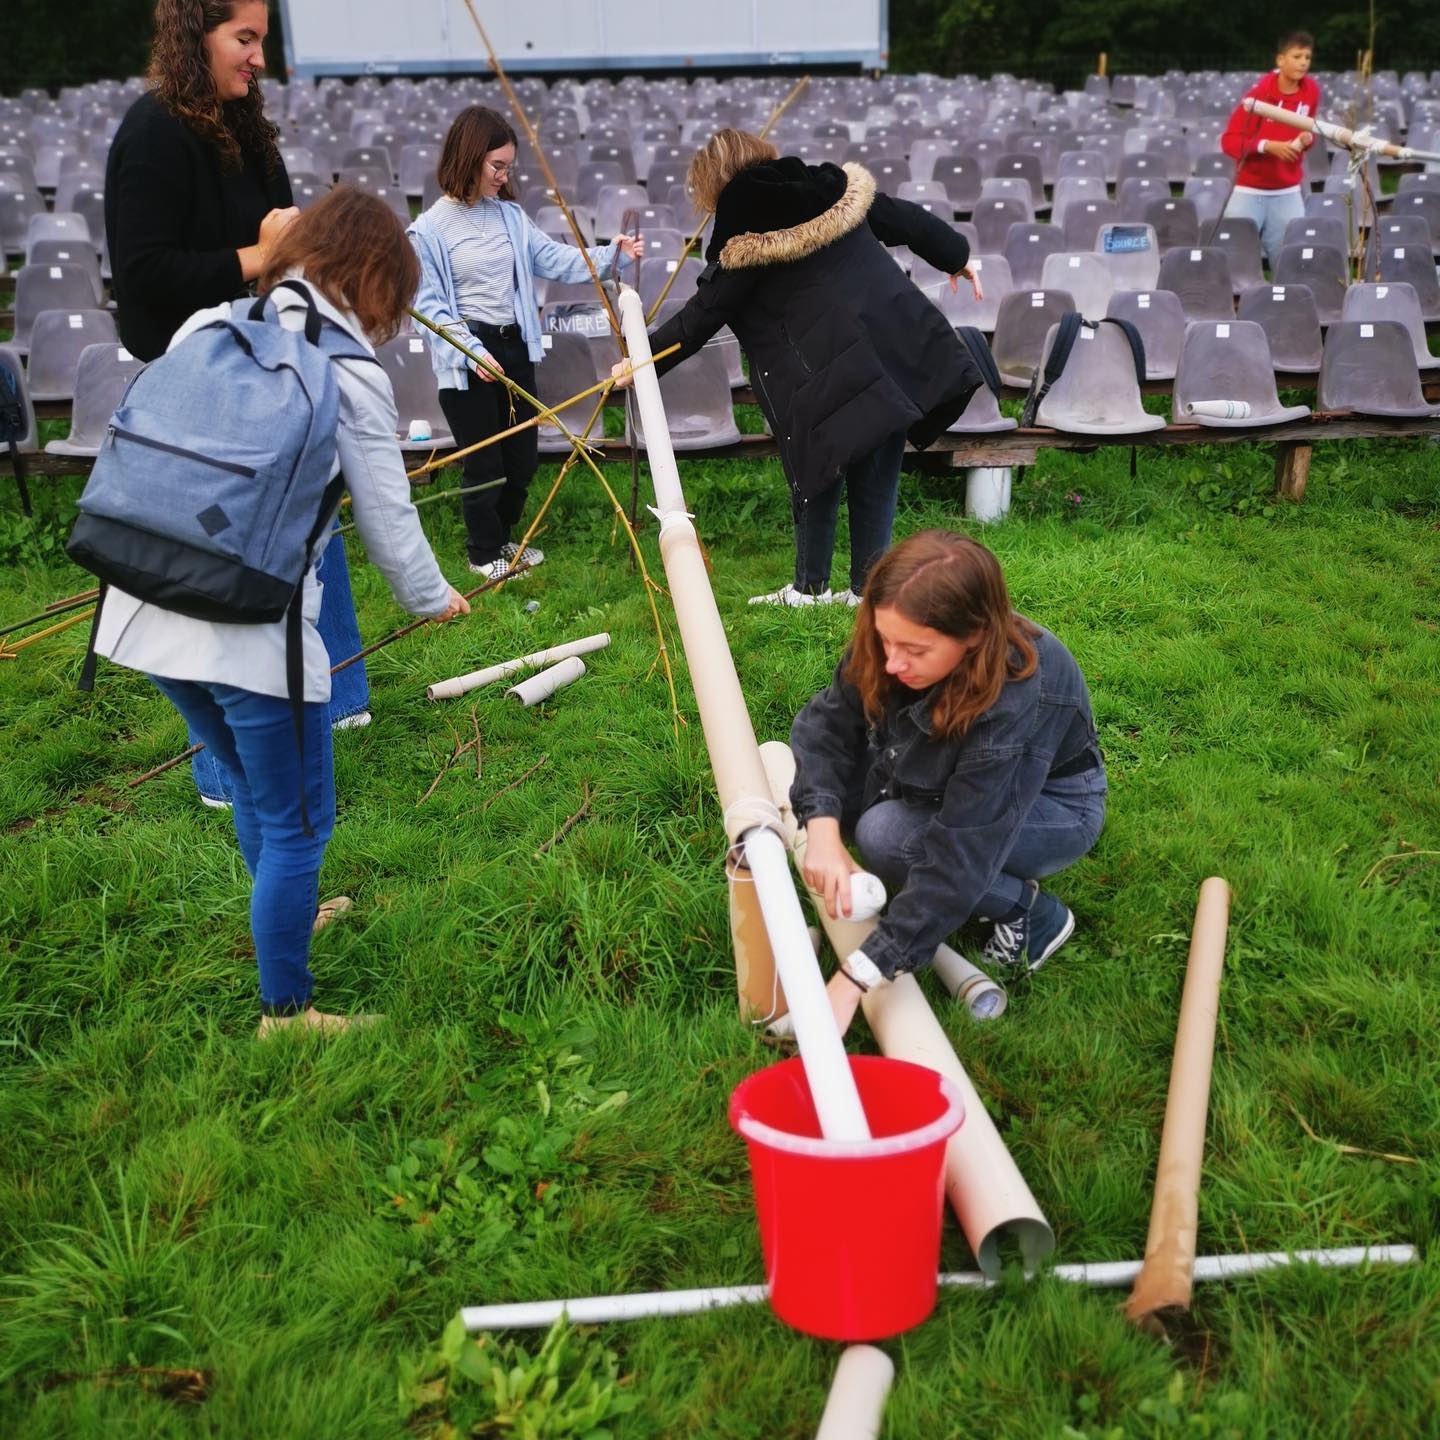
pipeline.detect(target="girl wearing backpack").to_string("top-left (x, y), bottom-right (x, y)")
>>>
top-left (787, 530), bottom-right (1106, 1036)
top-left (408, 106), bottom-right (644, 580)
top-left (93, 188), bottom-right (470, 1037)
top-left (106, 0), bottom-right (372, 802)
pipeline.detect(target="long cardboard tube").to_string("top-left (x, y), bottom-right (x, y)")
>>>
top-left (729, 854), bottom-right (787, 1023)
top-left (815, 1346), bottom-right (894, 1440)
top-left (506, 655), bottom-right (585, 707)
top-left (1126, 877), bottom-right (1232, 1322)
top-left (932, 942), bottom-right (1008, 1019)
top-left (1241, 96), bottom-right (1440, 162)
top-left (426, 632), bottom-right (610, 701)
top-left (618, 286), bottom-right (868, 1142)
top-left (459, 1245), bottom-right (1417, 1330)
top-left (757, 741), bottom-right (1054, 1278)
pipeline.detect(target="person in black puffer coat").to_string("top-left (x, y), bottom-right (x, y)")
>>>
top-left (614, 128), bottom-right (986, 607)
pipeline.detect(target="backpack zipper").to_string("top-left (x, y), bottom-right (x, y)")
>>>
top-left (106, 425), bottom-right (258, 478)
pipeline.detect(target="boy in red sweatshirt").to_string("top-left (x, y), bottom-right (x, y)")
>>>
top-left (1220, 32), bottom-right (1322, 266)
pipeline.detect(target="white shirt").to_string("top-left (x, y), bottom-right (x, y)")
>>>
top-left (95, 278), bottom-right (452, 702)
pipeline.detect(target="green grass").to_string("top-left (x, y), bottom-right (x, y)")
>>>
top-left (1, 432), bottom-right (1438, 1438)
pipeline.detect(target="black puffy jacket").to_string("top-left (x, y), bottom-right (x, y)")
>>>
top-left (648, 158), bottom-right (984, 500)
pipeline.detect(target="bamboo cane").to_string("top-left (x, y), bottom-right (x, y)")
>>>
top-left (643, 75), bottom-right (811, 325)
top-left (1, 592), bottom-right (99, 640)
top-left (0, 607), bottom-right (94, 653)
top-left (458, 0), bottom-right (624, 341)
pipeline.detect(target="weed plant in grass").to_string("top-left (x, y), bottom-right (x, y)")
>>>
top-left (1, 436), bottom-right (1437, 1438)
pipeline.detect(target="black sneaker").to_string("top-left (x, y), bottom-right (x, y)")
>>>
top-left (982, 881), bottom-right (1075, 972)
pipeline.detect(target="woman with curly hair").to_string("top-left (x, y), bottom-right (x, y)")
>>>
top-left (105, 0), bottom-right (372, 800)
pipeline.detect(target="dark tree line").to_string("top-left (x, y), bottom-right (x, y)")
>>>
top-left (1, 0), bottom-right (1435, 96)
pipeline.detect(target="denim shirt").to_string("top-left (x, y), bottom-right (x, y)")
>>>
top-left (789, 622), bottom-right (1103, 978)
top-left (407, 199), bottom-right (628, 385)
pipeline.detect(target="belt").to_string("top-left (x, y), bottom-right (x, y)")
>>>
top-left (1049, 746), bottom-right (1102, 780)
top-left (465, 319), bottom-right (520, 341)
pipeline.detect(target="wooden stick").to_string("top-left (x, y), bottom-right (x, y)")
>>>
top-left (1, 593), bottom-right (98, 640)
top-left (1, 607), bottom-right (94, 653)
top-left (535, 782), bottom-right (591, 856)
top-left (483, 752), bottom-right (549, 810)
top-left (458, 0), bottom-right (623, 340)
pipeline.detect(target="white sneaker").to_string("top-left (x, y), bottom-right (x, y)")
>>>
top-left (468, 557), bottom-right (520, 581)
top-left (200, 795), bottom-right (232, 811)
top-left (748, 583), bottom-right (819, 607)
top-left (501, 541), bottom-right (545, 568)
top-left (332, 710), bottom-right (372, 732)
top-left (817, 588), bottom-right (863, 607)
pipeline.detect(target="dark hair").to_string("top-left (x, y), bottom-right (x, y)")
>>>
top-left (844, 530), bottom-right (1039, 740)
top-left (259, 186), bottom-right (420, 346)
top-left (1277, 31), bottom-right (1314, 53)
top-left (147, 0), bottom-right (280, 176)
top-left (437, 106), bottom-right (519, 204)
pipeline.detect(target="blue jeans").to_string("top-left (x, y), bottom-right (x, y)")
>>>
top-left (1222, 187), bottom-right (1307, 268)
top-left (191, 529), bottom-right (369, 802)
top-left (852, 766), bottom-right (1107, 922)
top-left (793, 431), bottom-right (907, 595)
top-left (153, 676), bottom-right (336, 1015)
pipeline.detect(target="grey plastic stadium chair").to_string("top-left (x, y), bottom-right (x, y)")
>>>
top-left (1235, 283), bottom-right (1324, 373)
top-left (1105, 289), bottom-right (1186, 380)
top-left (44, 341), bottom-right (145, 456)
top-left (1203, 217), bottom-right (1264, 293)
top-left (594, 184), bottom-right (648, 241)
top-left (1003, 222), bottom-right (1067, 288)
top-left (1142, 196), bottom-right (1201, 251)
top-left (24, 307), bottom-right (118, 400)
top-left (1281, 215), bottom-right (1347, 254)
top-left (377, 334), bottom-right (456, 453)
top-left (1182, 177), bottom-right (1229, 228)
top-left (1317, 320), bottom-right (1439, 417)
top-left (1367, 244), bottom-right (1440, 320)
top-left (1063, 198), bottom-right (1121, 251)
top-left (1173, 319), bottom-right (1310, 426)
top-left (1117, 176), bottom-right (1168, 221)
top-left (1094, 221), bottom-right (1161, 289)
top-left (1032, 318), bottom-right (1166, 434)
top-left (992, 288), bottom-right (1076, 386)
top-left (1340, 281), bottom-right (1440, 370)
top-left (973, 195), bottom-right (1032, 252)
top-left (533, 331), bottom-right (606, 456)
top-left (627, 339), bottom-right (741, 452)
top-left (27, 238), bottom-right (102, 302)
top-left (23, 210), bottom-right (92, 261)
top-left (637, 254), bottom-right (702, 313)
top-left (0, 345), bottom-right (39, 453)
top-left (1156, 247), bottom-right (1235, 321)
top-left (11, 262), bottom-right (103, 353)
top-left (912, 253), bottom-right (1013, 332)
top-left (1389, 190), bottom-right (1440, 253)
top-left (1040, 251), bottom-right (1114, 321)
top-left (1271, 243), bottom-right (1348, 324)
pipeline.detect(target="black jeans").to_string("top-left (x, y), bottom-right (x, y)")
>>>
top-left (436, 325), bottom-right (538, 566)
top-left (792, 431), bottom-right (907, 595)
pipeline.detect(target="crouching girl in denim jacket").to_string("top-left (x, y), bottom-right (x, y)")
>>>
top-left (789, 530), bottom-right (1106, 1035)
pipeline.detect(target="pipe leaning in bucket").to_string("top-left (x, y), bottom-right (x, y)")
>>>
top-left (616, 285), bottom-right (870, 1144)
top-left (758, 741), bottom-right (1053, 1279)
top-left (1126, 877), bottom-right (1231, 1323)
top-left (458, 1246), bottom-right (1417, 1330)
top-left (426, 632), bottom-right (610, 700)
top-left (815, 1347), bottom-right (894, 1440)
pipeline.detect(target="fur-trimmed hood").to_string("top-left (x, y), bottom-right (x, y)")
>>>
top-left (709, 159), bottom-right (877, 270)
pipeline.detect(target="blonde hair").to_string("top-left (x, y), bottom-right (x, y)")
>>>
top-left (687, 128), bottom-right (779, 212)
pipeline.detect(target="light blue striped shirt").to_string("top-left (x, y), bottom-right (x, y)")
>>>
top-left (434, 196), bottom-right (516, 325)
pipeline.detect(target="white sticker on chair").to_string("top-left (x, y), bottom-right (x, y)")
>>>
top-left (1079, 327), bottom-right (1094, 340)
top-left (541, 333), bottom-right (552, 350)
top-left (1028, 233), bottom-right (1039, 242)
top-left (1164, 202), bottom-right (1176, 211)
top-left (1031, 292), bottom-right (1044, 305)
top-left (68, 314), bottom-right (82, 327)
top-left (1218, 230), bottom-right (1230, 239)
top-left (1272, 287), bottom-right (1285, 298)
top-left (666, 260), bottom-right (677, 272)
top-left (50, 266), bottom-right (63, 277)
top-left (1377, 285), bottom-right (1389, 298)
top-left (57, 249), bottom-right (71, 260)
top-left (1190, 249), bottom-right (1202, 261)
top-left (118, 348), bottom-right (132, 362)
top-left (1302, 247), bottom-right (1314, 259)
top-left (1216, 323), bottom-right (1230, 337)
top-left (1139, 293), bottom-right (1151, 308)
top-left (409, 338), bottom-right (424, 352)
top-left (972, 258), bottom-right (983, 270)
top-left (1394, 247), bottom-right (1405, 258)
top-left (1069, 256), bottom-right (1081, 267)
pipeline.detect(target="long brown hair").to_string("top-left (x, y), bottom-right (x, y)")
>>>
top-left (845, 531), bottom-right (1039, 739)
top-left (148, 0), bottom-right (280, 176)
top-left (437, 106), bottom-right (519, 204)
top-left (258, 186), bottom-right (420, 345)
top-left (687, 128), bottom-right (779, 211)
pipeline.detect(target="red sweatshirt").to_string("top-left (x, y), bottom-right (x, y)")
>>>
top-left (1220, 71), bottom-right (1322, 191)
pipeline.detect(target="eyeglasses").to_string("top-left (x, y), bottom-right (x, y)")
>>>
top-left (485, 160), bottom-right (511, 177)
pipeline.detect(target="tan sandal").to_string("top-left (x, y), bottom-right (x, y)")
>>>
top-left (312, 895), bottom-right (355, 935)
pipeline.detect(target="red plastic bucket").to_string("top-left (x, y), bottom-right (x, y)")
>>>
top-left (729, 1054), bottom-right (964, 1341)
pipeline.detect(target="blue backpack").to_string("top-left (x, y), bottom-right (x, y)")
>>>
top-left (67, 280), bottom-right (377, 827)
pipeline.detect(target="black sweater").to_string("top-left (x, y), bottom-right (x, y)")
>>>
top-left (105, 92), bottom-right (292, 360)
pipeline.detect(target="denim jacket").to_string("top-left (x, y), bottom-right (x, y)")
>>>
top-left (789, 622), bottom-right (1103, 979)
top-left (407, 199), bottom-right (628, 386)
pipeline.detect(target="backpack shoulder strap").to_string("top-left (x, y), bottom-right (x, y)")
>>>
top-left (1099, 315), bottom-right (1147, 390)
top-left (76, 583), bottom-right (107, 692)
top-left (955, 325), bottom-right (1004, 399)
top-left (1021, 310), bottom-right (1083, 427)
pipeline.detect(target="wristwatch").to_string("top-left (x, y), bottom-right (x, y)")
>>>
top-left (842, 948), bottom-right (888, 991)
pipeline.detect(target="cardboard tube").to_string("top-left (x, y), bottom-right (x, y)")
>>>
top-left (506, 655), bottom-right (585, 706)
top-left (459, 1246), bottom-right (1416, 1329)
top-left (729, 852), bottom-right (787, 1023)
top-left (758, 741), bottom-right (1054, 1277)
top-left (426, 632), bottom-right (610, 701)
top-left (1242, 96), bottom-right (1440, 162)
top-left (815, 1346), bottom-right (894, 1440)
top-left (1126, 877), bottom-right (1232, 1322)
top-left (932, 942), bottom-right (1008, 1019)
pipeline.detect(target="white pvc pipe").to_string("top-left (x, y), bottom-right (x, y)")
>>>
top-left (931, 942), bottom-right (1007, 1019)
top-left (965, 466), bottom-right (1011, 523)
top-left (459, 1246), bottom-right (1416, 1330)
top-left (815, 1347), bottom-right (894, 1440)
top-left (506, 655), bottom-right (585, 706)
top-left (619, 284), bottom-right (869, 1145)
top-left (426, 631), bottom-right (610, 700)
